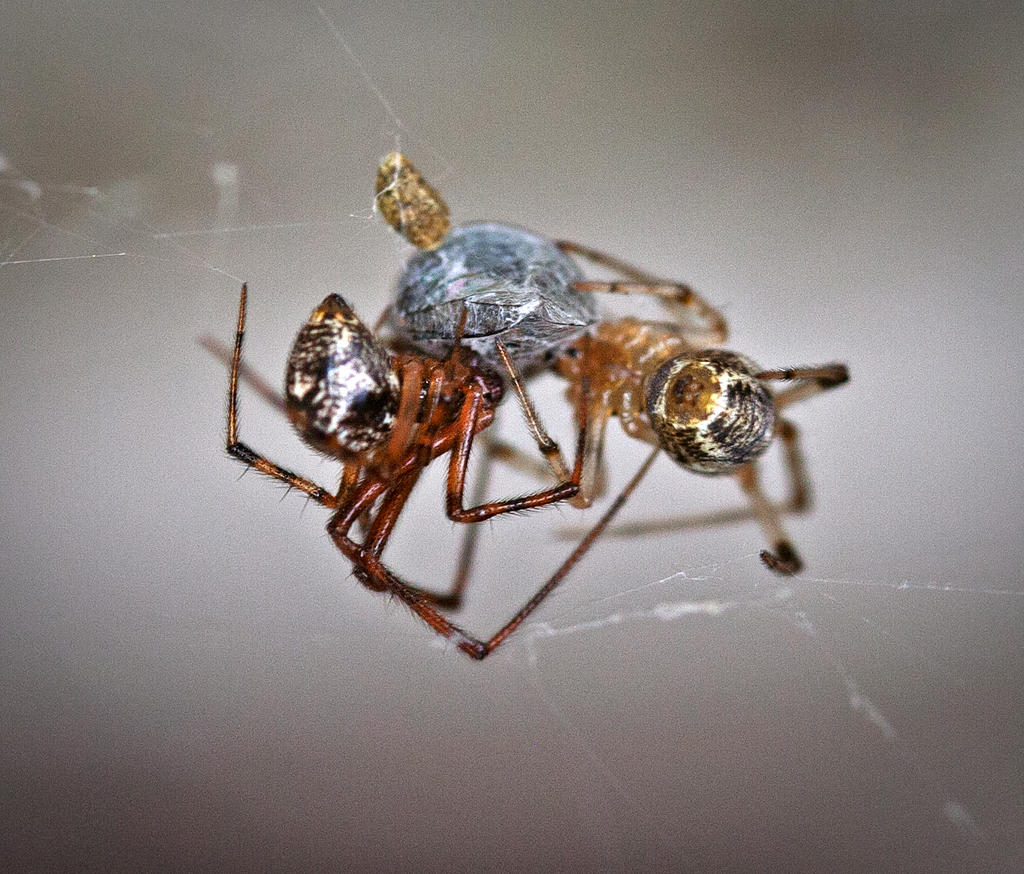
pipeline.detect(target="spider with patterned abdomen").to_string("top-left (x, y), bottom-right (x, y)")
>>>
top-left (223, 283), bottom-right (590, 660)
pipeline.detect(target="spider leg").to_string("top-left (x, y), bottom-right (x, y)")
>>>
top-left (494, 340), bottom-right (574, 483)
top-left (556, 239), bottom-right (728, 344)
top-left (411, 372), bottom-right (592, 608)
top-left (326, 490), bottom-right (485, 651)
top-left (440, 394), bottom-right (597, 610)
top-left (382, 358), bottom-right (425, 469)
top-left (200, 334), bottom-right (288, 414)
top-left (731, 362), bottom-right (847, 572)
top-left (444, 383), bottom-right (587, 522)
top-left (556, 415), bottom-right (811, 541)
top-left (331, 447), bottom-right (659, 660)
top-left (438, 437), bottom-right (496, 610)
top-left (224, 284), bottom-right (338, 508)
top-left (734, 461), bottom-right (802, 575)
top-left (757, 363), bottom-right (849, 411)
top-left (478, 446), bottom-right (659, 656)
top-left (477, 374), bottom-right (613, 510)
top-left (361, 367), bottom-right (447, 557)
top-left (776, 418), bottom-right (811, 513)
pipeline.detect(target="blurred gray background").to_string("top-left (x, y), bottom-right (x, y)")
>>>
top-left (2, 2), bottom-right (1022, 871)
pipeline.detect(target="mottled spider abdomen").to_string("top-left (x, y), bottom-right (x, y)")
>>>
top-left (388, 222), bottom-right (596, 374)
top-left (286, 294), bottom-right (400, 456)
top-left (645, 350), bottom-right (775, 475)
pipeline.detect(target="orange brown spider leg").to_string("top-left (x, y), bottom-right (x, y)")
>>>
top-left (330, 447), bottom-right (659, 660)
top-left (200, 334), bottom-right (287, 414)
top-left (330, 478), bottom-right (390, 592)
top-left (483, 446), bottom-right (660, 655)
top-left (427, 375), bottom-right (591, 609)
top-left (445, 383), bottom-right (587, 523)
top-left (362, 368), bottom-right (450, 558)
top-left (224, 284), bottom-right (338, 508)
top-left (383, 357), bottom-right (424, 469)
top-left (326, 491), bottom-right (487, 656)
top-left (555, 239), bottom-right (729, 344)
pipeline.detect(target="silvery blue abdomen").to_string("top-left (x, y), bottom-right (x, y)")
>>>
top-left (388, 223), bottom-right (597, 374)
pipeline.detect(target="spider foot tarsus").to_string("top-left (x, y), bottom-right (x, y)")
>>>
top-left (760, 540), bottom-right (802, 575)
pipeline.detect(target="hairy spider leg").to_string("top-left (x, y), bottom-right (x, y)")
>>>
top-left (220, 283), bottom-right (588, 611)
top-left (328, 435), bottom-right (647, 661)
top-left (225, 285), bottom-right (340, 510)
top-left (351, 377), bottom-right (590, 610)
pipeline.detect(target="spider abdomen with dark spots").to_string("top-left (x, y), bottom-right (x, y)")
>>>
top-left (645, 352), bottom-right (775, 475)
top-left (285, 294), bottom-right (401, 457)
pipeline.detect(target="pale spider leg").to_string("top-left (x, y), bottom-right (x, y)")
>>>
top-left (734, 461), bottom-right (802, 574)
top-left (371, 303), bottom-right (392, 335)
top-left (477, 434), bottom-right (554, 481)
top-left (225, 284), bottom-right (339, 508)
top-left (329, 446), bottom-right (660, 660)
top-left (572, 398), bottom-right (613, 508)
top-left (574, 280), bottom-right (728, 346)
top-left (776, 418), bottom-right (811, 512)
top-left (758, 363), bottom-right (849, 411)
top-left (586, 374), bottom-right (836, 557)
top-left (556, 239), bottom-right (728, 344)
top-left (555, 240), bottom-right (662, 282)
top-left (577, 416), bottom-right (810, 541)
top-left (495, 340), bottom-right (573, 483)
top-left (728, 362), bottom-right (848, 572)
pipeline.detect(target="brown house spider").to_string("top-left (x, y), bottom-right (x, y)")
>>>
top-left (224, 284), bottom-right (591, 659)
